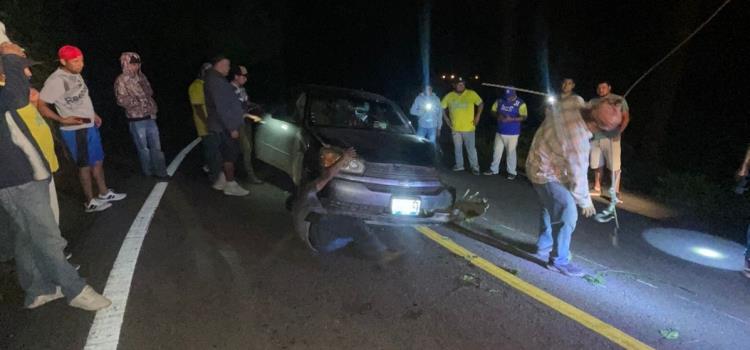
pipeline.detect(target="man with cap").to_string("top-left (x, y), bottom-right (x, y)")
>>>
top-left (228, 64), bottom-right (263, 184)
top-left (0, 41), bottom-right (111, 311)
top-left (37, 45), bottom-right (126, 212)
top-left (409, 85), bottom-right (442, 144)
top-left (526, 78), bottom-right (623, 277)
top-left (441, 78), bottom-right (483, 175)
top-left (485, 89), bottom-right (527, 179)
top-left (114, 52), bottom-right (168, 179)
top-left (203, 55), bottom-right (249, 196)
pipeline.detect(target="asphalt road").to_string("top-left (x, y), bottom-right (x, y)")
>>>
top-left (1, 148), bottom-right (749, 350)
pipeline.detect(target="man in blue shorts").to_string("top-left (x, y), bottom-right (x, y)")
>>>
top-left (37, 45), bottom-right (125, 212)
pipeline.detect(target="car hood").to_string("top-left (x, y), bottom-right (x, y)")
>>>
top-left (314, 128), bottom-right (436, 166)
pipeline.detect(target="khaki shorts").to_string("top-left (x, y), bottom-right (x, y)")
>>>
top-left (590, 138), bottom-right (621, 171)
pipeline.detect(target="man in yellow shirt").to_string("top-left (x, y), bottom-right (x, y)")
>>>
top-left (441, 79), bottom-right (483, 174)
top-left (188, 63), bottom-right (215, 173)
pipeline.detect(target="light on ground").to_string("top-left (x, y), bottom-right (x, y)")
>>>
top-left (692, 247), bottom-right (725, 259)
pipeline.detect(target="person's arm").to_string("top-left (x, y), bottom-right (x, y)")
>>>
top-left (562, 113), bottom-right (595, 214)
top-left (738, 145), bottom-right (750, 178)
top-left (114, 76), bottom-right (139, 110)
top-left (0, 44), bottom-right (29, 110)
top-left (313, 148), bottom-right (356, 192)
top-left (474, 102), bottom-right (484, 126)
top-left (409, 96), bottom-right (421, 117)
top-left (517, 103), bottom-right (528, 122)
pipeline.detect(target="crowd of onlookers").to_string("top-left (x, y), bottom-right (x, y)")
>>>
top-left (410, 77), bottom-right (626, 276)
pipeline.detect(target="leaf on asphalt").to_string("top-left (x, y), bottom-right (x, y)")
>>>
top-left (460, 273), bottom-right (481, 287)
top-left (659, 328), bottom-right (680, 340)
top-left (502, 267), bottom-right (519, 275)
top-left (582, 273), bottom-right (606, 286)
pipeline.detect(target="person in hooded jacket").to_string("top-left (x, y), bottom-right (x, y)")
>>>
top-left (114, 52), bottom-right (168, 178)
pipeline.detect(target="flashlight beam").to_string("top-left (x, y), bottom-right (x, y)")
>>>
top-left (481, 83), bottom-right (552, 97)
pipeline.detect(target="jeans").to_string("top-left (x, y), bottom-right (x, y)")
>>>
top-left (0, 207), bottom-right (12, 262)
top-left (489, 133), bottom-right (519, 175)
top-left (0, 180), bottom-right (85, 306)
top-left (128, 119), bottom-right (167, 177)
top-left (533, 182), bottom-right (579, 265)
top-left (452, 131), bottom-right (479, 171)
top-left (416, 127), bottom-right (437, 143)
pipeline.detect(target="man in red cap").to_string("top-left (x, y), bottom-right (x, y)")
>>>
top-left (37, 45), bottom-right (126, 213)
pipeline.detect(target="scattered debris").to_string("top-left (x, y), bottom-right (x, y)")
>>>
top-left (659, 328), bottom-right (680, 340)
top-left (460, 273), bottom-right (481, 288)
top-left (488, 289), bottom-right (501, 294)
top-left (582, 272), bottom-right (606, 287)
top-left (503, 267), bottom-right (519, 275)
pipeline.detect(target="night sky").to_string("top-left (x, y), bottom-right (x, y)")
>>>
top-left (4, 0), bottom-right (749, 181)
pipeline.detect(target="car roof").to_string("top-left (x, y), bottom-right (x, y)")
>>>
top-left (300, 84), bottom-right (392, 103)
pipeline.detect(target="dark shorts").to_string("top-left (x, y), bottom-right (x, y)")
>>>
top-left (219, 131), bottom-right (241, 162)
top-left (60, 127), bottom-right (105, 168)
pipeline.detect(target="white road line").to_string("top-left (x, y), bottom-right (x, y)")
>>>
top-left (166, 137), bottom-right (201, 177)
top-left (83, 138), bottom-right (200, 350)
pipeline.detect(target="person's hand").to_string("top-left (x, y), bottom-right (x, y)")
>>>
top-left (738, 165), bottom-right (749, 178)
top-left (230, 130), bottom-right (240, 139)
top-left (94, 115), bottom-right (103, 128)
top-left (581, 206), bottom-right (596, 218)
top-left (60, 116), bottom-right (84, 126)
top-left (0, 42), bottom-right (25, 57)
top-left (243, 113), bottom-right (263, 123)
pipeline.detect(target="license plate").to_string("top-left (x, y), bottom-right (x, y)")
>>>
top-left (391, 198), bottom-right (421, 216)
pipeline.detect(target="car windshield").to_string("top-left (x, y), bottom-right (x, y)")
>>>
top-left (307, 93), bottom-right (412, 134)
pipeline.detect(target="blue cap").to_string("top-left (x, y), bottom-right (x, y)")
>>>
top-left (504, 89), bottom-right (516, 98)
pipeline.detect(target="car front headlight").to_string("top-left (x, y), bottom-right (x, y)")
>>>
top-left (319, 147), bottom-right (366, 175)
top-left (342, 158), bottom-right (365, 175)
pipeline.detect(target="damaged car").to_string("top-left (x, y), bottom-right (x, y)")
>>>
top-left (254, 85), bottom-right (459, 247)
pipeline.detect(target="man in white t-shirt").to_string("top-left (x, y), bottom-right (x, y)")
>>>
top-left (37, 45), bottom-right (126, 212)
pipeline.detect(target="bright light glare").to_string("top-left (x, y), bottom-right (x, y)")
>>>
top-left (391, 198), bottom-right (421, 216)
top-left (546, 96), bottom-right (556, 104)
top-left (281, 124), bottom-right (289, 130)
top-left (441, 75), bottom-right (446, 79)
top-left (692, 247), bottom-right (725, 259)
top-left (425, 103), bottom-right (433, 111)
top-left (450, 74), bottom-right (455, 79)
top-left (474, 75), bottom-right (479, 80)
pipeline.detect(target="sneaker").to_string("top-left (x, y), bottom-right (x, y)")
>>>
top-left (452, 166), bottom-right (465, 172)
top-left (85, 198), bottom-right (112, 213)
top-left (590, 189), bottom-right (601, 196)
top-left (483, 171), bottom-right (498, 176)
top-left (743, 258), bottom-right (750, 279)
top-left (547, 262), bottom-right (586, 277)
top-left (471, 169), bottom-right (481, 176)
top-left (69, 285), bottom-right (111, 311)
top-left (98, 190), bottom-right (127, 202)
top-left (223, 181), bottom-right (250, 196)
top-left (212, 173), bottom-right (227, 191)
top-left (507, 174), bottom-right (517, 180)
top-left (26, 286), bottom-right (64, 309)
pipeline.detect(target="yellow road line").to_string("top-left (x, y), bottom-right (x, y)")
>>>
top-left (415, 225), bottom-right (653, 350)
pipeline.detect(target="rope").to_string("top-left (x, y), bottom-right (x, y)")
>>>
top-left (623, 0), bottom-right (732, 97)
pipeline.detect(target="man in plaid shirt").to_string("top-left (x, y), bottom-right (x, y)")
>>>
top-left (526, 78), bottom-right (623, 277)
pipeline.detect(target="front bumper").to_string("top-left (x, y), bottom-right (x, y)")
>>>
top-left (314, 176), bottom-right (456, 225)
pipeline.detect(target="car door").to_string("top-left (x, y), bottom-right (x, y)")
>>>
top-left (255, 94), bottom-right (305, 181)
